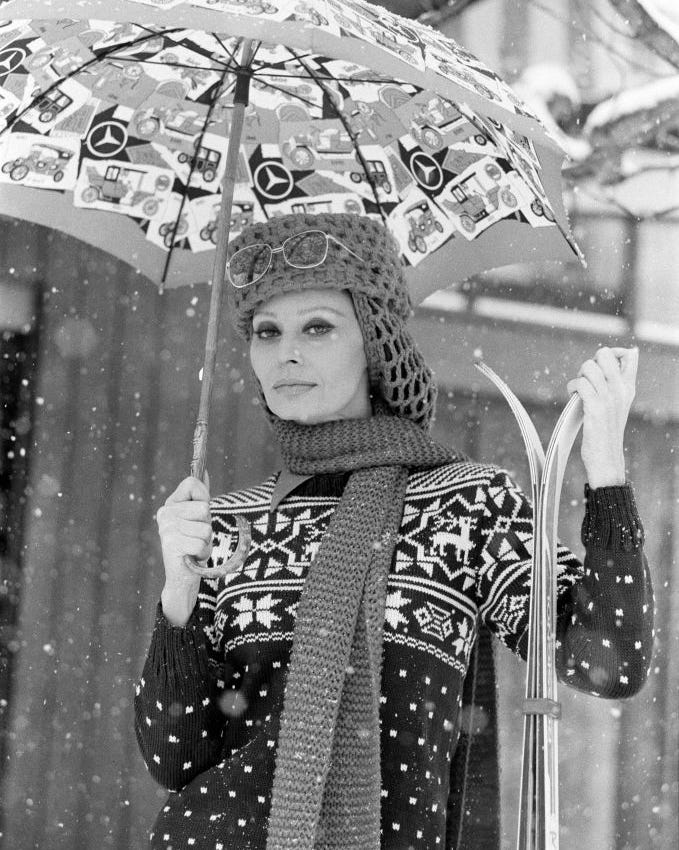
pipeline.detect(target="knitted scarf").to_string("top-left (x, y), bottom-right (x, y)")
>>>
top-left (264, 414), bottom-right (463, 850)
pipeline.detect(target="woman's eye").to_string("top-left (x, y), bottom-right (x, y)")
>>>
top-left (306, 322), bottom-right (334, 335)
top-left (253, 326), bottom-right (278, 339)
top-left (252, 322), bottom-right (333, 339)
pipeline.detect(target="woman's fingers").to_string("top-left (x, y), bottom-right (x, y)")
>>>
top-left (608, 346), bottom-right (639, 388)
top-left (157, 499), bottom-right (211, 524)
top-left (578, 358), bottom-right (610, 396)
top-left (165, 475), bottom-right (210, 505)
top-left (593, 346), bottom-right (637, 385)
top-left (570, 347), bottom-right (637, 405)
top-left (594, 346), bottom-right (624, 383)
top-left (568, 346), bottom-right (638, 489)
top-left (159, 532), bottom-right (211, 560)
top-left (157, 476), bottom-right (213, 573)
top-left (567, 375), bottom-right (597, 402)
top-left (180, 536), bottom-right (212, 561)
top-left (164, 517), bottom-right (213, 542)
top-left (157, 512), bottom-right (212, 550)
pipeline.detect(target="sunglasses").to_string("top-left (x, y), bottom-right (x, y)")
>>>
top-left (226, 229), bottom-right (366, 288)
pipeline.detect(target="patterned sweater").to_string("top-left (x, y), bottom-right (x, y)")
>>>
top-left (135, 462), bottom-right (653, 850)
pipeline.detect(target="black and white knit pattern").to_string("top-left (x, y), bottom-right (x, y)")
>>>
top-left (135, 462), bottom-right (653, 850)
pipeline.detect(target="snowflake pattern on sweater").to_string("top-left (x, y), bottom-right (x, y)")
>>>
top-left (135, 462), bottom-right (653, 850)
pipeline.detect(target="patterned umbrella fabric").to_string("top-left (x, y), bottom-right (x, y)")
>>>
top-left (0, 0), bottom-right (579, 302)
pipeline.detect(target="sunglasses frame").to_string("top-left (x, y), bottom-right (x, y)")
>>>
top-left (226, 229), bottom-right (366, 288)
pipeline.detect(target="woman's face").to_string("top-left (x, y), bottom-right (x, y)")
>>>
top-left (249, 288), bottom-right (371, 424)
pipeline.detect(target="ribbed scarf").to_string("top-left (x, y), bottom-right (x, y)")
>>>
top-left (264, 414), bottom-right (463, 850)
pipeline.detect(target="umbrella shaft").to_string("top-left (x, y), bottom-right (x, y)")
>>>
top-left (190, 40), bottom-right (254, 481)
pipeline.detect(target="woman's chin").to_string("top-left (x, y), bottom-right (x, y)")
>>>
top-left (269, 399), bottom-right (328, 425)
top-left (265, 389), bottom-right (371, 424)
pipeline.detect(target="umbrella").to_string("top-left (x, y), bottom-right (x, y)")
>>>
top-left (0, 0), bottom-right (580, 570)
top-left (0, 0), bottom-right (578, 298)
top-left (0, 0), bottom-right (580, 489)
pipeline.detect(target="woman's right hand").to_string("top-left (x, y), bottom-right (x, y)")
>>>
top-left (156, 475), bottom-right (212, 626)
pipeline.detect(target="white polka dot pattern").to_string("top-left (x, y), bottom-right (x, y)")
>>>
top-left (134, 466), bottom-right (653, 848)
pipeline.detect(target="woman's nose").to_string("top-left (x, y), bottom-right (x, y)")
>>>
top-left (277, 333), bottom-right (302, 363)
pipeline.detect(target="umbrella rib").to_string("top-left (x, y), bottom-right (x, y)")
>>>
top-left (90, 27), bottom-right (182, 59)
top-left (3, 27), bottom-right (184, 135)
top-left (212, 32), bottom-right (250, 71)
top-left (159, 37), bottom-right (264, 283)
top-left (238, 45), bottom-right (325, 112)
top-left (159, 56), bottom-right (242, 285)
top-left (118, 36), bottom-right (258, 86)
top-left (289, 50), bottom-right (388, 224)
top-left (119, 56), bottom-right (236, 73)
top-left (253, 69), bottom-right (411, 88)
top-left (452, 107), bottom-right (581, 255)
top-left (247, 76), bottom-right (320, 112)
top-left (241, 46), bottom-right (411, 90)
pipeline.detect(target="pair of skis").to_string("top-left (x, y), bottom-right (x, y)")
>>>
top-left (475, 361), bottom-right (584, 850)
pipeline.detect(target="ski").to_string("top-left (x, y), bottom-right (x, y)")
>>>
top-left (475, 361), bottom-right (583, 850)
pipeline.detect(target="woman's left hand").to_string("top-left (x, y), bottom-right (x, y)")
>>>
top-left (566, 346), bottom-right (638, 490)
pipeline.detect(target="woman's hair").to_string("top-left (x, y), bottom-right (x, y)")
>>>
top-left (227, 212), bottom-right (438, 430)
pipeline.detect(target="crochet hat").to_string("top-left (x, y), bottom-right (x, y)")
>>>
top-left (227, 212), bottom-right (438, 430)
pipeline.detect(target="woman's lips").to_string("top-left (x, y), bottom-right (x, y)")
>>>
top-left (273, 382), bottom-right (316, 396)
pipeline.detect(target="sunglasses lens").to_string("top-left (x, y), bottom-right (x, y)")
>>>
top-left (283, 231), bottom-right (327, 268)
top-left (228, 244), bottom-right (271, 287)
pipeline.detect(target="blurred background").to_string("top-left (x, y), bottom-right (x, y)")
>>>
top-left (0, 1), bottom-right (677, 848)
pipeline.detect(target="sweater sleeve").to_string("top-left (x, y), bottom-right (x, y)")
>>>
top-left (134, 582), bottom-right (227, 791)
top-left (474, 470), bottom-right (654, 699)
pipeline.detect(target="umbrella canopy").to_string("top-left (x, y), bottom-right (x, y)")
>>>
top-left (0, 0), bottom-right (579, 303)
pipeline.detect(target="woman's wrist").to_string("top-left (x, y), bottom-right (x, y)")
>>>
top-left (586, 474), bottom-right (626, 490)
top-left (161, 580), bottom-right (200, 627)
top-left (584, 453), bottom-right (626, 490)
top-left (586, 469), bottom-right (627, 490)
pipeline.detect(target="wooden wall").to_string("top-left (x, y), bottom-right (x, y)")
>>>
top-left (0, 222), bottom-right (676, 849)
top-left (0, 222), bottom-right (278, 849)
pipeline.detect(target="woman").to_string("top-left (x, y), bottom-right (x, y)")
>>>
top-left (135, 213), bottom-right (653, 850)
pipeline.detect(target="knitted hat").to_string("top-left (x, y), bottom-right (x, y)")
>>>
top-left (226, 212), bottom-right (438, 430)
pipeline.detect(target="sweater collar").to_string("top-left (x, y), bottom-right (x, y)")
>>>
top-left (270, 468), bottom-right (312, 512)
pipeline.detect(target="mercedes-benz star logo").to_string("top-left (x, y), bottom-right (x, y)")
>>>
top-left (253, 161), bottom-right (294, 200)
top-left (86, 121), bottom-right (128, 157)
top-left (409, 151), bottom-right (443, 191)
top-left (0, 48), bottom-right (25, 76)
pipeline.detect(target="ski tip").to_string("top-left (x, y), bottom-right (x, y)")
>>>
top-left (472, 347), bottom-right (484, 366)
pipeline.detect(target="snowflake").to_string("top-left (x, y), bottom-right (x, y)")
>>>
top-left (384, 590), bottom-right (411, 630)
top-left (231, 593), bottom-right (282, 631)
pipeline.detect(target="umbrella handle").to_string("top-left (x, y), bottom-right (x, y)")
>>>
top-left (183, 422), bottom-right (253, 579)
top-left (183, 514), bottom-right (252, 578)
